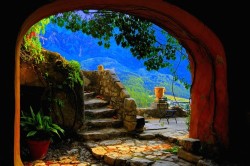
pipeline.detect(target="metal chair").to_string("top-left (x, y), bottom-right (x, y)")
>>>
top-left (165, 109), bottom-right (177, 124)
top-left (158, 99), bottom-right (177, 124)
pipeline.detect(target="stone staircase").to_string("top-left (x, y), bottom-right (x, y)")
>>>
top-left (77, 91), bottom-right (128, 141)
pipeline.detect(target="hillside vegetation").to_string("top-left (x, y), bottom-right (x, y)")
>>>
top-left (41, 23), bottom-right (191, 101)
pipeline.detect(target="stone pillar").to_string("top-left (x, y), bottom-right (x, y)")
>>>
top-left (123, 98), bottom-right (137, 131)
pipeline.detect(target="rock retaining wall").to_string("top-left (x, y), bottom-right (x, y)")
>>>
top-left (82, 69), bottom-right (138, 131)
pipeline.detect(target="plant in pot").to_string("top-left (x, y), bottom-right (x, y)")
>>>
top-left (20, 106), bottom-right (65, 160)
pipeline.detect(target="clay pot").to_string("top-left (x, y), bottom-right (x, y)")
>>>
top-left (27, 140), bottom-right (50, 160)
top-left (97, 65), bottom-right (104, 71)
top-left (154, 87), bottom-right (165, 99)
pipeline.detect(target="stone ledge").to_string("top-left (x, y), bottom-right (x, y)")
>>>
top-left (178, 148), bottom-right (203, 164)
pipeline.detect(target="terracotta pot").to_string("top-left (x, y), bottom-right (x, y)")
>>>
top-left (154, 87), bottom-right (165, 99)
top-left (97, 64), bottom-right (104, 71)
top-left (27, 140), bottom-right (50, 160)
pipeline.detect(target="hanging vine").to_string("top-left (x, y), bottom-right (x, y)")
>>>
top-left (21, 17), bottom-right (84, 129)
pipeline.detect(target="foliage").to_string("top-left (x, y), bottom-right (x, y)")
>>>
top-left (50, 10), bottom-right (190, 88)
top-left (163, 146), bottom-right (179, 154)
top-left (123, 75), bottom-right (154, 107)
top-left (20, 16), bottom-right (84, 130)
top-left (186, 109), bottom-right (191, 131)
top-left (40, 54), bottom-right (83, 128)
top-left (119, 71), bottom-right (190, 99)
top-left (122, 75), bottom-right (190, 107)
top-left (165, 95), bottom-right (189, 102)
top-left (64, 60), bottom-right (84, 89)
top-left (21, 17), bottom-right (52, 64)
top-left (20, 106), bottom-right (64, 142)
top-left (53, 58), bottom-right (84, 89)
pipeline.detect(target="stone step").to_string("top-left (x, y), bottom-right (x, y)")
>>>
top-left (84, 98), bottom-right (109, 109)
top-left (84, 91), bottom-right (96, 100)
top-left (85, 107), bottom-right (116, 118)
top-left (77, 127), bottom-right (128, 141)
top-left (85, 118), bottom-right (123, 129)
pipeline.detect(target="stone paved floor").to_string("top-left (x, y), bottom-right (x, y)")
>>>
top-left (23, 138), bottom-right (195, 166)
top-left (21, 118), bottom-right (195, 166)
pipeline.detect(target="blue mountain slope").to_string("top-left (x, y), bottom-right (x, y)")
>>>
top-left (41, 23), bottom-right (191, 98)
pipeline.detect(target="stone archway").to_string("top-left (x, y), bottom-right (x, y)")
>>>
top-left (14, 0), bottom-right (228, 165)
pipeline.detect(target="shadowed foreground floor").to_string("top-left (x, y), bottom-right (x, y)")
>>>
top-left (22, 118), bottom-right (225, 166)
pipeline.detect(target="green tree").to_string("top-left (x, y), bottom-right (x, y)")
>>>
top-left (50, 10), bottom-right (190, 88)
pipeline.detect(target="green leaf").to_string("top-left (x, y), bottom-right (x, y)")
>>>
top-left (27, 131), bottom-right (37, 137)
top-left (20, 106), bottom-right (64, 141)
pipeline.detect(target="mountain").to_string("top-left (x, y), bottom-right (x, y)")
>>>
top-left (41, 23), bottom-right (191, 98)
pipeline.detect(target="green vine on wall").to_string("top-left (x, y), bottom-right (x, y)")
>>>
top-left (56, 60), bottom-right (84, 89)
top-left (21, 17), bottom-right (84, 129)
top-left (21, 17), bottom-right (51, 64)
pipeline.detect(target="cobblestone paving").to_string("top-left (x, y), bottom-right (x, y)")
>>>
top-left (21, 118), bottom-right (245, 166)
top-left (22, 118), bottom-right (193, 166)
top-left (23, 137), bottom-right (195, 166)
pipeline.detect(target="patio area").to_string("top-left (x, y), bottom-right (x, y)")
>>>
top-left (22, 117), bottom-right (192, 166)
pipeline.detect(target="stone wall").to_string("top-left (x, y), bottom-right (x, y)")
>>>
top-left (82, 69), bottom-right (138, 131)
top-left (83, 68), bottom-right (189, 130)
top-left (137, 104), bottom-right (188, 118)
top-left (20, 50), bottom-right (84, 131)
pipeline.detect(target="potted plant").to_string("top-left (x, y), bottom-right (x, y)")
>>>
top-left (20, 106), bottom-right (65, 160)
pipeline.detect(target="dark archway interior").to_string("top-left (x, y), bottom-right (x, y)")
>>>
top-left (1, 0), bottom-right (249, 165)
top-left (20, 85), bottom-right (44, 113)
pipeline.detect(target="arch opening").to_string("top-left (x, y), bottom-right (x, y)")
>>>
top-left (15, 0), bottom-right (228, 165)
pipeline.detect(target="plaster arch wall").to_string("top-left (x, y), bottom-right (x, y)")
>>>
top-left (14, 0), bottom-right (228, 165)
